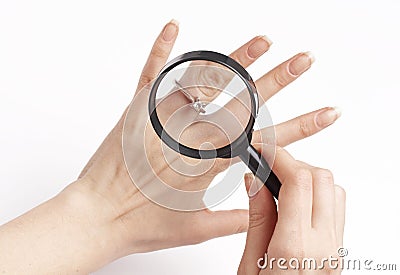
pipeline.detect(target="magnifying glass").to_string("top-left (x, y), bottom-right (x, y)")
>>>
top-left (148, 51), bottom-right (281, 199)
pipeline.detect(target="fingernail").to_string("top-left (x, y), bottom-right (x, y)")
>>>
top-left (288, 51), bottom-right (315, 76)
top-left (315, 106), bottom-right (342, 128)
top-left (244, 173), bottom-right (253, 191)
top-left (162, 19), bottom-right (179, 42)
top-left (244, 173), bottom-right (261, 198)
top-left (247, 35), bottom-right (273, 59)
top-left (248, 181), bottom-right (260, 198)
top-left (244, 173), bottom-right (258, 199)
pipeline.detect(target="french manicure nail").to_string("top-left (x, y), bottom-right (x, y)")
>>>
top-left (247, 35), bottom-right (272, 59)
top-left (162, 19), bottom-right (179, 42)
top-left (244, 173), bottom-right (255, 198)
top-left (316, 107), bottom-right (342, 128)
top-left (248, 177), bottom-right (262, 198)
top-left (288, 51), bottom-right (315, 76)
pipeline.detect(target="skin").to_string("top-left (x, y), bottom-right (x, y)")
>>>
top-left (238, 147), bottom-right (346, 274)
top-left (0, 20), bottom-right (343, 274)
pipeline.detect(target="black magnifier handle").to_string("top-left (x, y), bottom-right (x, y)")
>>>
top-left (239, 145), bottom-right (281, 199)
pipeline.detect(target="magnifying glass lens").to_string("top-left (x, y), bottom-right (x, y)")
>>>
top-left (154, 61), bottom-right (253, 151)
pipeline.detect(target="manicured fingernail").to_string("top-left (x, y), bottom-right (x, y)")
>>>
top-left (316, 106), bottom-right (342, 128)
top-left (244, 173), bottom-right (256, 198)
top-left (162, 19), bottom-right (179, 42)
top-left (288, 51), bottom-right (315, 76)
top-left (249, 179), bottom-right (261, 198)
top-left (244, 173), bottom-right (253, 189)
top-left (244, 173), bottom-right (261, 198)
top-left (247, 35), bottom-right (273, 59)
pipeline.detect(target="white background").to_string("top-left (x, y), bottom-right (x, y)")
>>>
top-left (1, 1), bottom-right (399, 274)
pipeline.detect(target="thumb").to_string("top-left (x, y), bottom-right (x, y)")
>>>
top-left (195, 209), bottom-right (249, 242)
top-left (238, 173), bottom-right (278, 275)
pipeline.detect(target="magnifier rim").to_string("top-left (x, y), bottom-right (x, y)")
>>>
top-left (148, 50), bottom-right (259, 159)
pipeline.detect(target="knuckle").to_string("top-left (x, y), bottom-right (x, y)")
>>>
top-left (235, 223), bottom-right (248, 235)
top-left (289, 247), bottom-right (306, 259)
top-left (272, 71), bottom-right (287, 88)
top-left (200, 68), bottom-right (226, 91)
top-left (289, 168), bottom-right (313, 190)
top-left (313, 168), bottom-right (334, 184)
top-left (248, 208), bottom-right (267, 229)
top-left (151, 44), bottom-right (168, 59)
top-left (253, 129), bottom-right (274, 145)
top-left (298, 117), bottom-right (312, 138)
top-left (270, 242), bottom-right (306, 259)
top-left (292, 167), bottom-right (313, 183)
top-left (138, 74), bottom-right (154, 87)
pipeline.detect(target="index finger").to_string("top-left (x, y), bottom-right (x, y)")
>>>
top-left (261, 145), bottom-right (313, 228)
top-left (136, 19), bottom-right (179, 93)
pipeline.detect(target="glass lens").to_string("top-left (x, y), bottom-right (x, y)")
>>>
top-left (154, 61), bottom-right (253, 151)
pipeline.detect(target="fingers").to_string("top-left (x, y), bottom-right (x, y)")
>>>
top-left (226, 107), bottom-right (342, 170)
top-left (311, 167), bottom-right (336, 229)
top-left (136, 20), bottom-right (179, 93)
top-left (177, 35), bottom-right (272, 100)
top-left (238, 146), bottom-right (345, 275)
top-left (334, 185), bottom-right (346, 246)
top-left (255, 51), bottom-right (315, 103)
top-left (261, 146), bottom-right (313, 227)
top-left (153, 35), bottom-right (272, 135)
top-left (222, 51), bottom-right (314, 127)
top-left (238, 174), bottom-right (277, 275)
top-left (252, 107), bottom-right (342, 147)
top-left (265, 146), bottom-right (345, 237)
top-left (229, 35), bottom-right (272, 70)
top-left (246, 145), bottom-right (345, 272)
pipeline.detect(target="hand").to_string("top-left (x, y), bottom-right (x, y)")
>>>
top-left (0, 20), bottom-right (343, 275)
top-left (238, 146), bottom-right (346, 274)
top-left (68, 20), bottom-right (341, 255)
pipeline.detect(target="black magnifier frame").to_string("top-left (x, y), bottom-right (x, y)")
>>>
top-left (148, 51), bottom-right (281, 199)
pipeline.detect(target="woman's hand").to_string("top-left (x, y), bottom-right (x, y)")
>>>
top-left (0, 20), bottom-right (343, 275)
top-left (238, 146), bottom-right (346, 274)
top-left (70, 20), bottom-right (342, 255)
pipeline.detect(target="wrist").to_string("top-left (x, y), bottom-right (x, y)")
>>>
top-left (59, 179), bottom-right (131, 262)
top-left (64, 175), bottom-right (144, 255)
top-left (0, 178), bottom-right (131, 274)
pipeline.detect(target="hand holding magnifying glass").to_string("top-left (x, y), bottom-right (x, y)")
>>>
top-left (148, 51), bottom-right (282, 198)
top-left (81, 20), bottom-right (341, 253)
top-left (0, 21), bottom-right (344, 275)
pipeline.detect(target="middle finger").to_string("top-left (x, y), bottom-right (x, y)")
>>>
top-left (220, 52), bottom-right (315, 127)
